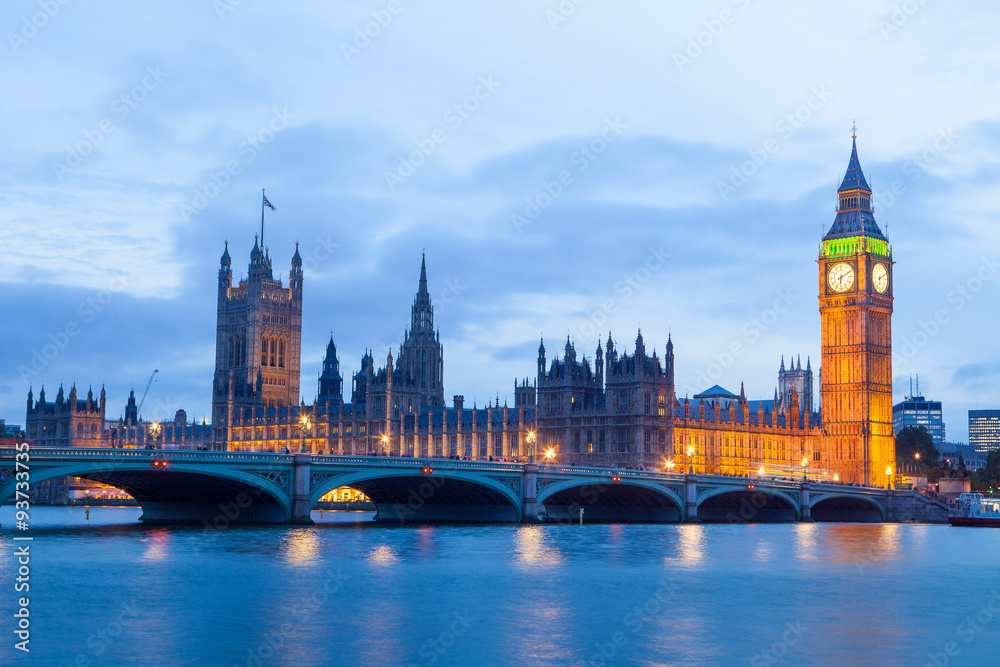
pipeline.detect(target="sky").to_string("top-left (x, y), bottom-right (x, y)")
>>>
top-left (2, 1), bottom-right (999, 443)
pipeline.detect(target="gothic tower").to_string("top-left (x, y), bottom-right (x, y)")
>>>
top-left (317, 335), bottom-right (344, 405)
top-left (818, 131), bottom-right (894, 486)
top-left (212, 238), bottom-right (303, 446)
top-left (398, 253), bottom-right (445, 409)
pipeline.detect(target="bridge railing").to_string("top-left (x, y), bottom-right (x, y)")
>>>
top-left (0, 447), bottom-right (292, 463)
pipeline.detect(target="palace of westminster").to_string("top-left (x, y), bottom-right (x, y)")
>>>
top-left (24, 136), bottom-right (896, 486)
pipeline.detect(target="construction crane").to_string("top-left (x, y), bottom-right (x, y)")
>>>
top-left (137, 369), bottom-right (159, 419)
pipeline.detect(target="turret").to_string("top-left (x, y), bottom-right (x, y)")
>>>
top-left (537, 338), bottom-right (546, 376)
top-left (290, 241), bottom-right (303, 292)
top-left (219, 241), bottom-right (233, 295)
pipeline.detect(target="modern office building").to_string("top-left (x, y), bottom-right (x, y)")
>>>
top-left (893, 394), bottom-right (945, 444)
top-left (969, 410), bottom-right (1000, 455)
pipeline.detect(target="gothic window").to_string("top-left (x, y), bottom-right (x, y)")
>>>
top-left (599, 430), bottom-right (606, 453)
top-left (77, 423), bottom-right (83, 434)
top-left (574, 431), bottom-right (581, 453)
top-left (449, 436), bottom-right (458, 457)
top-left (261, 336), bottom-right (268, 365)
top-left (493, 434), bottom-right (503, 458)
top-left (479, 434), bottom-right (488, 459)
top-left (644, 431), bottom-right (652, 453)
top-left (464, 435), bottom-right (472, 459)
top-left (270, 337), bottom-right (276, 367)
top-left (278, 338), bottom-right (285, 368)
top-left (617, 429), bottom-right (628, 453)
top-left (645, 392), bottom-right (651, 415)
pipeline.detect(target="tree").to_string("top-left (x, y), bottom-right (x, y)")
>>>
top-left (895, 426), bottom-right (939, 469)
top-left (979, 449), bottom-right (1000, 488)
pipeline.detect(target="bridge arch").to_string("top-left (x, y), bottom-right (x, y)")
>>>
top-left (0, 462), bottom-right (292, 523)
top-left (311, 469), bottom-right (523, 523)
top-left (536, 478), bottom-right (683, 522)
top-left (809, 493), bottom-right (886, 522)
top-left (696, 485), bottom-right (800, 523)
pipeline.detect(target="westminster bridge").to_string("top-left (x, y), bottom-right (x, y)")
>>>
top-left (0, 448), bottom-right (949, 525)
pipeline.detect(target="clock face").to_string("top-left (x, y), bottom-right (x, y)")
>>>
top-left (828, 262), bottom-right (855, 292)
top-left (872, 263), bottom-right (888, 293)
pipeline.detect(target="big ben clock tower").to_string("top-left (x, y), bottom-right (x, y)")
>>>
top-left (819, 130), bottom-right (894, 486)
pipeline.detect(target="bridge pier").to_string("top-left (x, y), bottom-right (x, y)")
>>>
top-left (290, 454), bottom-right (315, 524)
top-left (522, 463), bottom-right (538, 523)
top-left (799, 483), bottom-right (813, 522)
top-left (684, 474), bottom-right (700, 523)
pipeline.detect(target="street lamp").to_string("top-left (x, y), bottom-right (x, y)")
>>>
top-left (298, 413), bottom-right (312, 454)
top-left (801, 457), bottom-right (808, 482)
top-left (833, 473), bottom-right (840, 482)
top-left (758, 466), bottom-right (766, 478)
top-left (527, 430), bottom-right (536, 462)
top-left (544, 447), bottom-right (555, 461)
top-left (687, 446), bottom-right (695, 474)
top-left (149, 422), bottom-right (161, 449)
top-left (665, 459), bottom-right (675, 472)
top-left (886, 466), bottom-right (893, 490)
top-left (380, 433), bottom-right (389, 457)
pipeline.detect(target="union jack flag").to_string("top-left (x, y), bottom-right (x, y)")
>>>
top-left (263, 194), bottom-right (275, 210)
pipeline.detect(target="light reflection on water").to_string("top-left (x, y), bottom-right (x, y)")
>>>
top-left (5, 507), bottom-right (1000, 666)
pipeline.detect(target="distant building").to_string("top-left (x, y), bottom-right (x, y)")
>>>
top-left (969, 409), bottom-right (1000, 455)
top-left (893, 394), bottom-right (945, 444)
top-left (938, 442), bottom-right (986, 472)
top-left (0, 419), bottom-right (23, 438)
top-left (25, 384), bottom-right (106, 447)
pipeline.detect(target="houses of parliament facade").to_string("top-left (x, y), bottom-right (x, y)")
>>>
top-left (26, 136), bottom-right (895, 486)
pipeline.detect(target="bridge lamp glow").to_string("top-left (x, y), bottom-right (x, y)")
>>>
top-left (758, 466), bottom-right (765, 476)
top-left (834, 473), bottom-right (840, 482)
top-left (544, 448), bottom-right (555, 460)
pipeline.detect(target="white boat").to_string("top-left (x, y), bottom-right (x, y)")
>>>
top-left (948, 492), bottom-right (1000, 527)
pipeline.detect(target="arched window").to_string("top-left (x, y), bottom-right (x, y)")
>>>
top-left (261, 336), bottom-right (269, 366)
top-left (278, 338), bottom-right (285, 368)
top-left (270, 336), bottom-right (276, 367)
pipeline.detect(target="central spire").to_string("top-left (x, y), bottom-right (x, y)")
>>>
top-left (418, 251), bottom-right (428, 296)
top-left (411, 252), bottom-right (433, 331)
top-left (823, 128), bottom-right (886, 242)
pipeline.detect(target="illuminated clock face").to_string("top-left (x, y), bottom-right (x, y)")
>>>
top-left (872, 263), bottom-right (888, 293)
top-left (828, 263), bottom-right (855, 292)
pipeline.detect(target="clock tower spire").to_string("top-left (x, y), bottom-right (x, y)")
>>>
top-left (818, 129), bottom-right (894, 486)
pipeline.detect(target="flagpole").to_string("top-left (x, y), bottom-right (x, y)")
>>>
top-left (260, 188), bottom-right (266, 249)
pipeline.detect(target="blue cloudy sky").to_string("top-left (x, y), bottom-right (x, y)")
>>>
top-left (2, 1), bottom-right (999, 442)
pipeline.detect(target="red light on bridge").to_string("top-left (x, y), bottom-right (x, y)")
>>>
top-left (611, 476), bottom-right (621, 482)
top-left (747, 484), bottom-right (755, 490)
top-left (422, 467), bottom-right (433, 474)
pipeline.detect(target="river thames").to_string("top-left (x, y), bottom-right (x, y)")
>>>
top-left (2, 507), bottom-right (999, 666)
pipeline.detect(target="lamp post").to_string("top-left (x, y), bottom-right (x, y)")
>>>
top-left (886, 466), bottom-right (893, 491)
top-left (801, 457), bottom-right (808, 482)
top-left (687, 446), bottom-right (695, 474)
top-left (665, 459), bottom-right (675, 473)
top-left (298, 413), bottom-right (312, 454)
top-left (544, 447), bottom-right (555, 462)
top-left (527, 430), bottom-right (536, 463)
top-left (380, 433), bottom-right (389, 457)
top-left (149, 422), bottom-right (161, 450)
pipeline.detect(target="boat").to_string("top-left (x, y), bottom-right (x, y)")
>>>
top-left (948, 492), bottom-right (1000, 527)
